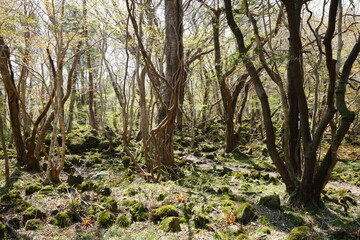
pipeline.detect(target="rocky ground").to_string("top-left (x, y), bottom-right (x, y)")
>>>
top-left (0, 125), bottom-right (359, 240)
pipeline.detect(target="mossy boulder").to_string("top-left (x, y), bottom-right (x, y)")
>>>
top-left (285, 226), bottom-right (310, 240)
top-left (25, 219), bottom-right (42, 230)
top-left (283, 212), bottom-right (306, 226)
top-left (0, 191), bottom-right (30, 213)
top-left (0, 222), bottom-right (5, 239)
top-left (130, 203), bottom-right (148, 221)
top-left (78, 180), bottom-right (97, 192)
top-left (67, 174), bottom-right (84, 186)
top-left (66, 129), bottom-right (100, 153)
top-left (194, 213), bottom-right (210, 229)
top-left (8, 217), bottom-right (21, 229)
top-left (103, 197), bottom-right (118, 213)
top-left (159, 217), bottom-right (181, 233)
top-left (152, 205), bottom-right (179, 222)
top-left (97, 211), bottom-right (115, 228)
top-left (23, 206), bottom-right (47, 222)
top-left (25, 183), bottom-right (42, 195)
top-left (54, 211), bottom-right (72, 228)
top-left (234, 203), bottom-right (257, 224)
top-left (258, 194), bottom-right (281, 210)
top-left (116, 213), bottom-right (132, 227)
top-left (235, 233), bottom-right (250, 240)
top-left (39, 185), bottom-right (54, 195)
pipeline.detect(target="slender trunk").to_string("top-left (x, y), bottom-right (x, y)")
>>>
top-left (0, 114), bottom-right (10, 185)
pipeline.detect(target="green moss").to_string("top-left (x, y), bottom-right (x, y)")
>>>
top-left (67, 174), bottom-right (84, 186)
top-left (152, 205), bottom-right (179, 222)
top-left (0, 221), bottom-right (5, 239)
top-left (0, 191), bottom-right (30, 213)
top-left (25, 219), bottom-right (42, 230)
top-left (54, 211), bottom-right (72, 228)
top-left (130, 203), bottom-right (148, 221)
top-left (234, 203), bottom-right (257, 224)
top-left (116, 213), bottom-right (132, 227)
top-left (78, 180), bottom-right (97, 192)
top-left (57, 183), bottom-right (71, 193)
top-left (201, 202), bottom-right (218, 214)
top-left (123, 199), bottom-right (138, 208)
top-left (8, 217), bottom-right (21, 229)
top-left (217, 185), bottom-right (232, 194)
top-left (194, 214), bottom-right (210, 229)
top-left (258, 194), bottom-right (281, 210)
top-left (125, 187), bottom-right (140, 196)
top-left (260, 226), bottom-right (271, 234)
top-left (285, 226), bottom-right (310, 240)
top-left (23, 206), bottom-right (47, 222)
top-left (158, 217), bottom-right (181, 232)
top-left (235, 233), bottom-right (250, 240)
top-left (25, 183), bottom-right (42, 195)
top-left (39, 185), bottom-right (54, 195)
top-left (103, 197), bottom-right (118, 213)
top-left (98, 211), bottom-right (115, 228)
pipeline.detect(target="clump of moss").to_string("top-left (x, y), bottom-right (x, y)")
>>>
top-left (54, 211), bottom-right (72, 228)
top-left (130, 203), bottom-right (148, 221)
top-left (260, 226), bottom-right (271, 234)
top-left (285, 226), bottom-right (310, 240)
top-left (235, 233), bottom-right (250, 240)
top-left (0, 222), bottom-right (5, 239)
top-left (67, 174), bottom-right (84, 186)
top-left (25, 183), bottom-right (42, 195)
top-left (8, 217), bottom-right (21, 229)
top-left (234, 203), bottom-right (257, 224)
top-left (194, 214), bottom-right (210, 229)
top-left (159, 217), bottom-right (181, 233)
top-left (97, 186), bottom-right (111, 196)
top-left (152, 205), bottom-right (179, 222)
top-left (97, 211), bottom-right (115, 228)
top-left (201, 202), bottom-right (217, 214)
top-left (103, 197), bottom-right (118, 213)
top-left (23, 206), bottom-right (47, 222)
top-left (123, 199), bottom-right (138, 208)
top-left (217, 185), bottom-right (232, 194)
top-left (125, 187), bottom-right (140, 196)
top-left (258, 194), bottom-right (281, 210)
top-left (78, 180), bottom-right (97, 192)
top-left (25, 219), bottom-right (42, 230)
top-left (39, 185), bottom-right (54, 195)
top-left (0, 191), bottom-right (30, 213)
top-left (116, 213), bottom-right (132, 227)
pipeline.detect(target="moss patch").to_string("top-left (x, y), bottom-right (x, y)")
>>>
top-left (116, 213), bottom-right (132, 227)
top-left (98, 211), bottom-right (115, 228)
top-left (25, 219), bottom-right (42, 230)
top-left (54, 211), bottom-right (72, 228)
top-left (152, 205), bottom-right (179, 222)
top-left (159, 217), bottom-right (181, 232)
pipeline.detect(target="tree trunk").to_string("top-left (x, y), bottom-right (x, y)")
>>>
top-left (0, 37), bottom-right (26, 166)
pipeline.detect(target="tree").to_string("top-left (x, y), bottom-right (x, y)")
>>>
top-left (224, 0), bottom-right (360, 206)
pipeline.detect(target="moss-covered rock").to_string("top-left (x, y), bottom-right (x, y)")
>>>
top-left (25, 219), bottom-right (42, 230)
top-left (8, 217), bottom-right (21, 229)
top-left (78, 180), bottom-right (97, 192)
top-left (152, 205), bottom-right (179, 222)
top-left (260, 226), bottom-right (271, 234)
top-left (103, 197), bottom-right (118, 213)
top-left (116, 213), bottom-right (132, 227)
top-left (0, 221), bottom-right (5, 239)
top-left (23, 206), bottom-right (47, 222)
top-left (234, 203), bottom-right (257, 224)
top-left (66, 129), bottom-right (100, 153)
top-left (194, 214), bottom-right (210, 229)
top-left (159, 217), bottom-right (181, 233)
top-left (283, 212), bottom-right (306, 227)
top-left (97, 211), bottom-right (115, 228)
top-left (39, 185), bottom-right (54, 195)
top-left (258, 194), bottom-right (281, 210)
top-left (285, 226), bottom-right (310, 240)
top-left (130, 203), bottom-right (148, 221)
top-left (54, 211), bottom-right (72, 228)
top-left (0, 191), bottom-right (30, 213)
top-left (25, 183), bottom-right (42, 195)
top-left (235, 233), bottom-right (250, 240)
top-left (67, 174), bottom-right (84, 186)
top-left (217, 185), bottom-right (232, 194)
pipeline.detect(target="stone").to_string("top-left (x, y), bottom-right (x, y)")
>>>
top-left (130, 203), bottom-right (148, 222)
top-left (152, 205), bottom-right (179, 222)
top-left (234, 203), bottom-right (257, 224)
top-left (116, 213), bottom-right (132, 227)
top-left (25, 183), bottom-right (42, 195)
top-left (97, 211), bottom-right (115, 228)
top-left (194, 214), bottom-right (210, 229)
top-left (54, 211), bottom-right (72, 228)
top-left (158, 217), bottom-right (181, 232)
top-left (285, 226), bottom-right (310, 240)
top-left (24, 219), bottom-right (42, 230)
top-left (23, 206), bottom-right (47, 222)
top-left (258, 194), bottom-right (281, 210)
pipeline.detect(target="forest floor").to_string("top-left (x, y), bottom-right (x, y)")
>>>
top-left (0, 126), bottom-right (360, 240)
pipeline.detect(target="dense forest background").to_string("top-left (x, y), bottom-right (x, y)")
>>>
top-left (0, 0), bottom-right (359, 239)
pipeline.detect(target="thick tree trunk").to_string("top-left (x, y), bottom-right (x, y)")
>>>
top-left (0, 37), bottom-right (26, 166)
